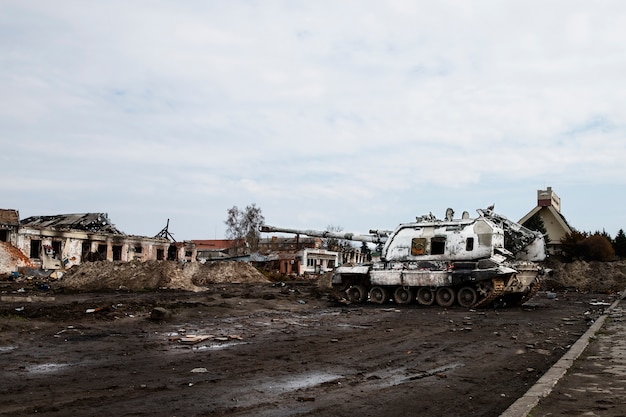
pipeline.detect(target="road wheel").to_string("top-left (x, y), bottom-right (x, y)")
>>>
top-left (457, 286), bottom-right (478, 308)
top-left (369, 286), bottom-right (389, 304)
top-left (346, 284), bottom-right (367, 303)
top-left (416, 287), bottom-right (435, 305)
top-left (394, 287), bottom-right (413, 304)
top-left (435, 287), bottom-right (456, 307)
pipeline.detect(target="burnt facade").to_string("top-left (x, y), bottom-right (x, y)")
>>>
top-left (0, 210), bottom-right (196, 275)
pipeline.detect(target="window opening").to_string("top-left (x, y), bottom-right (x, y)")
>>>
top-left (431, 237), bottom-right (446, 255)
top-left (411, 238), bottom-right (426, 256)
top-left (167, 245), bottom-right (177, 261)
top-left (30, 239), bottom-right (41, 259)
top-left (112, 245), bottom-right (122, 261)
top-left (51, 241), bottom-right (62, 258)
top-left (82, 242), bottom-right (90, 260)
top-left (97, 244), bottom-right (108, 260)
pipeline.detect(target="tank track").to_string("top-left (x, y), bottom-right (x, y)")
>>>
top-left (518, 279), bottom-right (541, 304)
top-left (472, 277), bottom-right (505, 308)
top-left (331, 276), bottom-right (514, 308)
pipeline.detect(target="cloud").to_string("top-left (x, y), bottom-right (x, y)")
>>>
top-left (2, 0), bottom-right (626, 238)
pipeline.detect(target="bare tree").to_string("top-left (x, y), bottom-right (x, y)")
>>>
top-left (322, 225), bottom-right (352, 252)
top-left (224, 204), bottom-right (265, 254)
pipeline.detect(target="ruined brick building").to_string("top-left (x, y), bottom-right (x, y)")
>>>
top-left (0, 209), bottom-right (195, 275)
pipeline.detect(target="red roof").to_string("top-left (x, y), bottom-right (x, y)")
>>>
top-left (192, 239), bottom-right (246, 251)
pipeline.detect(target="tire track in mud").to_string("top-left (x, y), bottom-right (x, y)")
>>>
top-left (0, 286), bottom-right (613, 417)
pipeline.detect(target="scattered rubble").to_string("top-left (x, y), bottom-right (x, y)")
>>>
top-left (150, 306), bottom-right (173, 321)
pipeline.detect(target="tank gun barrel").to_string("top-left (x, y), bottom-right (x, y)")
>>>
top-left (259, 225), bottom-right (387, 244)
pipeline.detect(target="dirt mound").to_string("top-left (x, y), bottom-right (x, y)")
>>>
top-left (54, 260), bottom-right (199, 291)
top-left (54, 260), bottom-right (269, 292)
top-left (544, 260), bottom-right (626, 293)
top-left (191, 261), bottom-right (270, 285)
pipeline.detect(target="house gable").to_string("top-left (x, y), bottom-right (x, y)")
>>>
top-left (519, 187), bottom-right (573, 254)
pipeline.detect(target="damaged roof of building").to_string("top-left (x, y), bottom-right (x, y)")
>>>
top-left (20, 213), bottom-right (124, 235)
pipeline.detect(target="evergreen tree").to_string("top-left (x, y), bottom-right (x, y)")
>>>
top-left (560, 231), bottom-right (588, 261)
top-left (597, 229), bottom-right (612, 242)
top-left (360, 241), bottom-right (372, 262)
top-left (523, 213), bottom-right (547, 236)
top-left (614, 229), bottom-right (626, 258)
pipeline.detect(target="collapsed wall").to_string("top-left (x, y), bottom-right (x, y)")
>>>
top-left (0, 241), bottom-right (35, 275)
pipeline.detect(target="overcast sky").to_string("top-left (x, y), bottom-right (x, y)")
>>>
top-left (2, 1), bottom-right (625, 241)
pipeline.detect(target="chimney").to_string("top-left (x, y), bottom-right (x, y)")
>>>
top-left (537, 186), bottom-right (561, 212)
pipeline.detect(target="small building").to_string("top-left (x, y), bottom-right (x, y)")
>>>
top-left (257, 236), bottom-right (355, 276)
top-left (192, 239), bottom-right (248, 261)
top-left (301, 248), bottom-right (339, 274)
top-left (519, 187), bottom-right (573, 255)
top-left (266, 247), bottom-right (339, 276)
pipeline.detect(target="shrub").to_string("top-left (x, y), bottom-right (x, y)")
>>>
top-left (583, 234), bottom-right (615, 261)
top-left (561, 231), bottom-right (615, 261)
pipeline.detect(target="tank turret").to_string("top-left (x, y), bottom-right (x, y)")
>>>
top-left (260, 207), bottom-right (548, 308)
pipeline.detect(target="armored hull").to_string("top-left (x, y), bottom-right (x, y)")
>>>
top-left (261, 207), bottom-right (547, 308)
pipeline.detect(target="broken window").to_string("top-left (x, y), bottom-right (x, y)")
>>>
top-left (411, 238), bottom-right (426, 256)
top-left (51, 241), bottom-right (62, 258)
top-left (82, 242), bottom-right (91, 259)
top-left (167, 245), bottom-right (177, 261)
top-left (431, 237), bottom-right (446, 255)
top-left (466, 237), bottom-right (474, 252)
top-left (112, 245), bottom-right (122, 261)
top-left (134, 245), bottom-right (143, 254)
top-left (30, 239), bottom-right (41, 259)
top-left (0, 230), bottom-right (7, 242)
top-left (157, 249), bottom-right (165, 260)
top-left (97, 244), bottom-right (107, 260)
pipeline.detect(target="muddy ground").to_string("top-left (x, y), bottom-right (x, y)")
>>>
top-left (529, 301), bottom-right (626, 417)
top-left (0, 261), bottom-right (624, 417)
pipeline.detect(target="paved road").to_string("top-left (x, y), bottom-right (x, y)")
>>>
top-left (501, 292), bottom-right (626, 417)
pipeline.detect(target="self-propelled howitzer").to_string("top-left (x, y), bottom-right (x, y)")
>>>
top-left (260, 207), bottom-right (548, 308)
